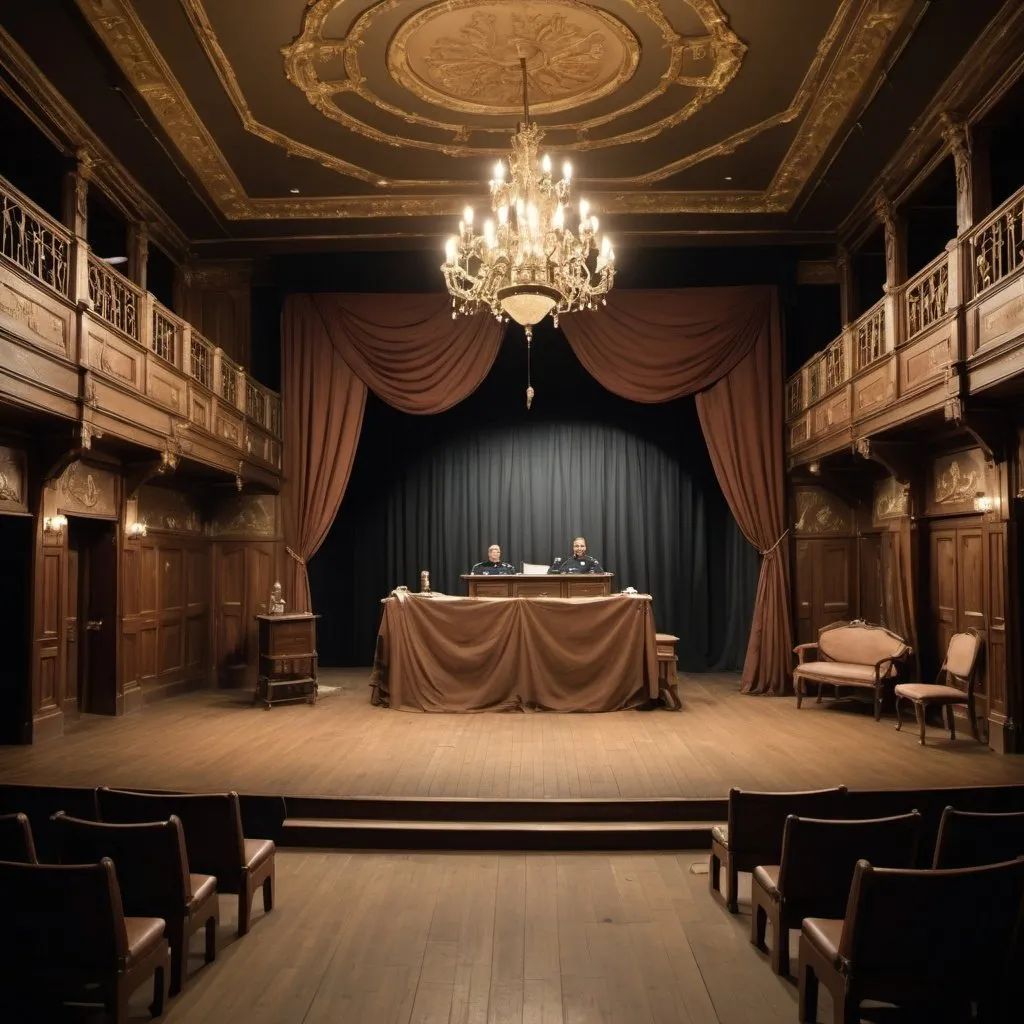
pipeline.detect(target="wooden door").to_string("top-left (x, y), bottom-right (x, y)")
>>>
top-left (793, 538), bottom-right (854, 644)
top-left (0, 515), bottom-right (33, 744)
top-left (216, 544), bottom-right (246, 686)
top-left (930, 527), bottom-right (958, 674)
top-left (81, 520), bottom-right (119, 715)
top-left (858, 533), bottom-right (883, 626)
top-left (64, 546), bottom-right (79, 716)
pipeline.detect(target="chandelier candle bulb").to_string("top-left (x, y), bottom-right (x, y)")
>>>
top-left (563, 161), bottom-right (572, 180)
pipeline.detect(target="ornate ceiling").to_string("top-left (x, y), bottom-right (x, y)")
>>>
top-left (0, 0), bottom-right (1014, 251)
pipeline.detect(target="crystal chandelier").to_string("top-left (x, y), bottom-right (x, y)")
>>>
top-left (441, 59), bottom-right (615, 382)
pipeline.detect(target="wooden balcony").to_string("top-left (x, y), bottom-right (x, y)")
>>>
top-left (786, 183), bottom-right (1024, 468)
top-left (0, 176), bottom-right (281, 489)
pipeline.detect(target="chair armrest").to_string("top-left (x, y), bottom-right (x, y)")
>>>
top-left (793, 643), bottom-right (819, 665)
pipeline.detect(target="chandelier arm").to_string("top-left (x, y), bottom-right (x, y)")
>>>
top-left (520, 57), bottom-right (529, 128)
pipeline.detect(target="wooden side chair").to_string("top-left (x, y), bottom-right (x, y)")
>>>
top-left (751, 811), bottom-right (921, 976)
top-left (0, 812), bottom-right (37, 863)
top-left (895, 628), bottom-right (983, 745)
top-left (798, 857), bottom-right (1024, 1024)
top-left (51, 811), bottom-right (218, 995)
top-left (0, 857), bottom-right (170, 1023)
top-left (710, 785), bottom-right (848, 913)
top-left (96, 787), bottom-right (275, 936)
top-left (933, 805), bottom-right (1024, 869)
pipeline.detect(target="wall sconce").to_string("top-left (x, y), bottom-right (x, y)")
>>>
top-left (808, 461), bottom-right (821, 475)
top-left (43, 514), bottom-right (68, 533)
top-left (126, 521), bottom-right (148, 538)
top-left (974, 493), bottom-right (993, 513)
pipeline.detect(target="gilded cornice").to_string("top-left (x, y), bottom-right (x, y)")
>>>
top-left (72, 0), bottom-right (921, 221)
top-left (0, 23), bottom-right (190, 256)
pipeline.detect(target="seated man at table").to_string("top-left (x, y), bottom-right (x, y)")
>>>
top-left (470, 544), bottom-right (515, 575)
top-left (549, 536), bottom-right (604, 573)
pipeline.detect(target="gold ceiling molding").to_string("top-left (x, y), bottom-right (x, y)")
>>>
top-left (73, 0), bottom-right (918, 221)
top-left (387, 1), bottom-right (641, 117)
top-left (281, 0), bottom-right (744, 154)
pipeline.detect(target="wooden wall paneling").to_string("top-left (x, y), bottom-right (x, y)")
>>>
top-left (858, 533), bottom-right (883, 624)
top-left (983, 522), bottom-right (1009, 740)
top-left (958, 526), bottom-right (988, 725)
top-left (160, 544), bottom-right (185, 681)
top-left (32, 503), bottom-right (65, 740)
top-left (63, 545), bottom-right (79, 718)
top-left (121, 541), bottom-right (142, 706)
top-left (186, 544), bottom-right (207, 677)
top-left (929, 525), bottom-right (958, 681)
top-left (215, 544), bottom-right (247, 687)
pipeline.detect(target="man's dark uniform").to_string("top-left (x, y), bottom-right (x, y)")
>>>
top-left (470, 559), bottom-right (515, 575)
top-left (548, 553), bottom-right (603, 574)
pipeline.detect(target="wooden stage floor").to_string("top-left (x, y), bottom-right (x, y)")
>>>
top-left (1, 670), bottom-right (1021, 799)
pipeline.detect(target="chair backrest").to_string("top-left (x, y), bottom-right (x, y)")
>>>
top-left (839, 857), bottom-right (1024, 981)
top-left (941, 630), bottom-right (983, 688)
top-left (777, 812), bottom-right (922, 921)
top-left (0, 857), bottom-right (128, 968)
top-left (96, 787), bottom-right (245, 884)
top-left (727, 786), bottom-right (848, 860)
top-left (51, 811), bottom-right (190, 920)
top-left (0, 812), bottom-right (38, 863)
top-left (817, 619), bottom-right (910, 666)
top-left (933, 806), bottom-right (1024, 869)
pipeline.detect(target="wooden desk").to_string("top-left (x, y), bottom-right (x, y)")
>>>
top-left (461, 573), bottom-right (614, 598)
top-left (255, 613), bottom-right (319, 709)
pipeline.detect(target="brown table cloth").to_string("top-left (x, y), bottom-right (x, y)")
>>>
top-left (370, 593), bottom-right (669, 713)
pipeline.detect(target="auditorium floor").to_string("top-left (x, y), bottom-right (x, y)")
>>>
top-left (1, 670), bottom-right (1020, 798)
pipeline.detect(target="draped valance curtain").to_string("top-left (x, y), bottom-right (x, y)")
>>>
top-left (282, 287), bottom-right (792, 694)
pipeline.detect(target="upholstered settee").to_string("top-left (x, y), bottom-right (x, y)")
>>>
top-left (794, 619), bottom-right (912, 721)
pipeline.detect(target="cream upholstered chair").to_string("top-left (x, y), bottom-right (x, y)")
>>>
top-left (894, 629), bottom-right (983, 746)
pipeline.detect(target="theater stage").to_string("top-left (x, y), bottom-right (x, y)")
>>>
top-left (0, 670), bottom-right (1019, 801)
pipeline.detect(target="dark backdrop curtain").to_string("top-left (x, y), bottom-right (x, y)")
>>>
top-left (309, 328), bottom-right (759, 670)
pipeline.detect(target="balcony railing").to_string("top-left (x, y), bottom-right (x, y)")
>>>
top-left (902, 250), bottom-right (949, 342)
top-left (1, 178), bottom-right (71, 297)
top-left (0, 173), bottom-right (282, 454)
top-left (971, 182), bottom-right (1024, 296)
top-left (855, 297), bottom-right (886, 370)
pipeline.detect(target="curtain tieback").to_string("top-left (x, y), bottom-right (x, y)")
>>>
top-left (759, 529), bottom-right (789, 557)
top-left (286, 546), bottom-right (306, 566)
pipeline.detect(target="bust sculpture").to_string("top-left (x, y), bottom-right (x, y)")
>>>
top-left (269, 581), bottom-right (286, 615)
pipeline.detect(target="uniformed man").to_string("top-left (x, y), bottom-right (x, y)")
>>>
top-left (549, 536), bottom-right (604, 573)
top-left (470, 544), bottom-right (515, 575)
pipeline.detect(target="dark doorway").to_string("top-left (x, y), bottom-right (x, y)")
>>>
top-left (67, 517), bottom-right (119, 715)
top-left (0, 515), bottom-right (33, 744)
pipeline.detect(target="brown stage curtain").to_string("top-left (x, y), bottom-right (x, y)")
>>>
top-left (281, 294), bottom-right (504, 609)
top-left (562, 287), bottom-right (792, 694)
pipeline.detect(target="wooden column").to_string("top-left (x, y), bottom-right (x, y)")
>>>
top-left (940, 113), bottom-right (992, 236)
top-left (61, 148), bottom-right (92, 308)
top-left (874, 193), bottom-right (905, 352)
top-left (127, 221), bottom-right (150, 292)
top-left (836, 244), bottom-right (856, 328)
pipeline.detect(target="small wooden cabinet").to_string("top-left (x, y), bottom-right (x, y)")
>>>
top-left (461, 573), bottom-right (614, 598)
top-left (255, 613), bottom-right (319, 709)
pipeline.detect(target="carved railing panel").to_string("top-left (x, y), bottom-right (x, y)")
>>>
top-left (88, 255), bottom-right (141, 341)
top-left (189, 331), bottom-right (213, 389)
top-left (786, 374), bottom-right (804, 419)
top-left (151, 301), bottom-right (181, 365)
top-left (855, 298), bottom-right (886, 370)
top-left (972, 184), bottom-right (1024, 296)
top-left (220, 353), bottom-right (240, 407)
top-left (902, 251), bottom-right (949, 342)
top-left (0, 180), bottom-right (71, 297)
top-left (822, 336), bottom-right (847, 393)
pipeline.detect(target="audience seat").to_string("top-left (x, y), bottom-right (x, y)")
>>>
top-left (0, 812), bottom-right (37, 863)
top-left (932, 806), bottom-right (1024, 869)
top-left (710, 785), bottom-right (848, 913)
top-left (750, 811), bottom-right (921, 975)
top-left (51, 810), bottom-right (218, 995)
top-left (0, 857), bottom-right (170, 1023)
top-left (798, 857), bottom-right (1024, 1024)
top-left (96, 787), bottom-right (275, 935)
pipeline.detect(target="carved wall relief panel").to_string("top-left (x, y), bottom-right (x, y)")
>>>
top-left (792, 486), bottom-right (852, 535)
top-left (872, 476), bottom-right (909, 525)
top-left (210, 494), bottom-right (277, 538)
top-left (926, 447), bottom-right (987, 516)
top-left (0, 277), bottom-right (68, 354)
top-left (0, 445), bottom-right (28, 513)
top-left (138, 484), bottom-right (202, 534)
top-left (55, 460), bottom-right (118, 519)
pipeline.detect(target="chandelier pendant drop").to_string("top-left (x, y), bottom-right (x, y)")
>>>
top-left (441, 56), bottom-right (616, 405)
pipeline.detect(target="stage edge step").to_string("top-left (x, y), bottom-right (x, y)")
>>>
top-left (280, 817), bottom-right (720, 851)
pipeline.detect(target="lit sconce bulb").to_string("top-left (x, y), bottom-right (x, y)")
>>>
top-left (542, 154), bottom-right (551, 174)
top-left (498, 205), bottom-right (509, 225)
top-left (527, 203), bottom-right (539, 230)
top-left (553, 205), bottom-right (564, 230)
top-left (463, 206), bottom-right (474, 226)
top-left (601, 236), bottom-right (611, 257)
top-left (579, 198), bottom-right (589, 220)
top-left (494, 161), bottom-right (505, 181)
top-left (563, 161), bottom-right (572, 181)
top-left (483, 219), bottom-right (496, 247)
top-left (445, 237), bottom-right (457, 262)
top-left (516, 198), bottom-right (525, 218)
top-left (590, 215), bottom-right (599, 233)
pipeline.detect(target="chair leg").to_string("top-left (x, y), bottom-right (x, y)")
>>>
top-left (726, 863), bottom-right (739, 914)
top-left (798, 959), bottom-right (819, 1023)
top-left (796, 676), bottom-right (803, 709)
top-left (238, 883), bottom-right (252, 937)
top-left (945, 704), bottom-right (957, 742)
top-left (709, 850), bottom-right (721, 897)
top-left (772, 922), bottom-right (791, 977)
top-left (205, 912), bottom-right (218, 963)
top-left (751, 892), bottom-right (767, 950)
top-left (968, 697), bottom-right (981, 742)
top-left (169, 927), bottom-right (188, 996)
top-left (915, 702), bottom-right (927, 746)
top-left (895, 695), bottom-right (904, 731)
top-left (263, 865), bottom-right (275, 913)
top-left (148, 951), bottom-right (169, 1019)
top-left (873, 686), bottom-right (882, 722)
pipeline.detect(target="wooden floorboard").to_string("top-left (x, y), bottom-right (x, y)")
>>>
top-left (100, 849), bottom-right (816, 1024)
top-left (0, 670), bottom-right (1021, 800)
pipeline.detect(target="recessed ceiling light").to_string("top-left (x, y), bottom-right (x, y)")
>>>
top-left (102, 255), bottom-right (128, 265)
top-left (724, 176), bottom-right (733, 181)
top-left (289, 187), bottom-right (300, 194)
top-left (377, 179), bottom-right (388, 186)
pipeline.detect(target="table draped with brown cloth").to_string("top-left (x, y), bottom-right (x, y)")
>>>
top-left (370, 593), bottom-right (673, 713)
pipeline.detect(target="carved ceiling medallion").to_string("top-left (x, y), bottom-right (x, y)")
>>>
top-left (388, 1), bottom-right (639, 116)
top-left (282, 0), bottom-right (744, 153)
